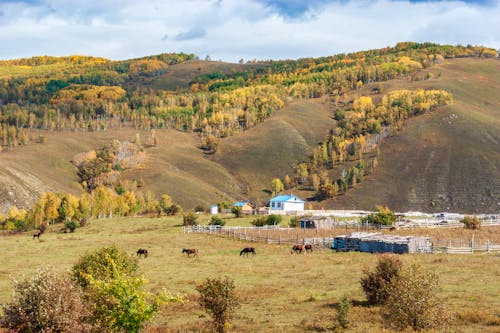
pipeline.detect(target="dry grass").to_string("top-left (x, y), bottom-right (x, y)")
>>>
top-left (1, 216), bottom-right (499, 332)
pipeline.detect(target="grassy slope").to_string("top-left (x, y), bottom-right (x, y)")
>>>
top-left (326, 58), bottom-right (500, 213)
top-left (1, 217), bottom-right (499, 332)
top-left (0, 58), bottom-right (498, 213)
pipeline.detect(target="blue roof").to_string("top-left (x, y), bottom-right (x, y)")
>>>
top-left (269, 195), bottom-right (304, 203)
top-left (233, 201), bottom-right (249, 207)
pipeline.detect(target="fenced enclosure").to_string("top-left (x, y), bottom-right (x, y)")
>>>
top-left (183, 225), bottom-right (500, 254)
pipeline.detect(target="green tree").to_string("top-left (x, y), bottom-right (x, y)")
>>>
top-left (461, 215), bottom-right (481, 230)
top-left (196, 276), bottom-right (240, 333)
top-left (231, 206), bottom-right (242, 218)
top-left (360, 255), bottom-right (403, 305)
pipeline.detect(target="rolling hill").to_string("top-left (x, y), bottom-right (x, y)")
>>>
top-left (0, 57), bottom-right (498, 214)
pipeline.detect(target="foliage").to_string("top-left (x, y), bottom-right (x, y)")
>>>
top-left (196, 276), bottom-right (240, 333)
top-left (361, 205), bottom-right (397, 226)
top-left (210, 215), bottom-right (226, 226)
top-left (250, 214), bottom-right (282, 226)
top-left (289, 216), bottom-right (299, 227)
top-left (384, 264), bottom-right (450, 331)
top-left (334, 296), bottom-right (351, 330)
top-left (231, 206), bottom-right (242, 218)
top-left (461, 215), bottom-right (481, 230)
top-left (71, 245), bottom-right (139, 289)
top-left (360, 255), bottom-right (403, 305)
top-left (183, 212), bottom-right (199, 226)
top-left (0, 268), bottom-right (90, 332)
top-left (271, 178), bottom-right (284, 196)
top-left (64, 219), bottom-right (79, 232)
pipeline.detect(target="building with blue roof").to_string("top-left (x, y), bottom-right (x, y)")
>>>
top-left (269, 194), bottom-right (304, 212)
top-left (232, 201), bottom-right (253, 214)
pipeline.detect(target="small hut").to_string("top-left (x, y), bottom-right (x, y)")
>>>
top-left (300, 216), bottom-right (335, 229)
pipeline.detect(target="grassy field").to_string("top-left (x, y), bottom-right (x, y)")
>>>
top-left (1, 217), bottom-right (499, 332)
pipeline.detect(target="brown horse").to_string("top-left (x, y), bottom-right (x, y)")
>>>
top-left (182, 248), bottom-right (198, 257)
top-left (240, 247), bottom-right (256, 257)
top-left (291, 245), bottom-right (304, 254)
top-left (305, 244), bottom-right (313, 253)
top-left (33, 230), bottom-right (43, 240)
top-left (136, 249), bottom-right (148, 258)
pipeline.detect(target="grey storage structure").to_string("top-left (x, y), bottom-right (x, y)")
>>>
top-left (332, 232), bottom-right (432, 254)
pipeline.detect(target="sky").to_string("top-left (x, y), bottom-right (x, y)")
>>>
top-left (0, 0), bottom-right (498, 62)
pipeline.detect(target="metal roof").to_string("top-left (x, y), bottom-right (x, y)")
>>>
top-left (269, 195), bottom-right (304, 203)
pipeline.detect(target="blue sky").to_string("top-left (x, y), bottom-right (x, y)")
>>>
top-left (0, 0), bottom-right (498, 62)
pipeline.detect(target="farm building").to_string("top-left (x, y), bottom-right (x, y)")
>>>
top-left (210, 205), bottom-right (218, 215)
top-left (269, 195), bottom-right (304, 212)
top-left (233, 202), bottom-right (253, 214)
top-left (332, 232), bottom-right (432, 254)
top-left (300, 216), bottom-right (334, 229)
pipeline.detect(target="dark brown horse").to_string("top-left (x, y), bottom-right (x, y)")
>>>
top-left (33, 230), bottom-right (43, 240)
top-left (240, 247), bottom-right (256, 257)
top-left (136, 249), bottom-right (148, 258)
top-left (305, 244), bottom-right (313, 253)
top-left (291, 245), bottom-right (304, 254)
top-left (182, 248), bottom-right (198, 257)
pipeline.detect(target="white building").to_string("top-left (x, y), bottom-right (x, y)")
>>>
top-left (269, 195), bottom-right (304, 212)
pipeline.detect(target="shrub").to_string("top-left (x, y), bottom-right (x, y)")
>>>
top-left (194, 205), bottom-right (206, 212)
top-left (289, 216), bottom-right (299, 227)
top-left (361, 205), bottom-right (396, 226)
top-left (231, 206), bottom-right (242, 218)
top-left (210, 215), bottom-right (226, 226)
top-left (461, 215), bottom-right (481, 230)
top-left (250, 214), bottom-right (282, 226)
top-left (266, 214), bottom-right (282, 225)
top-left (360, 255), bottom-right (403, 305)
top-left (335, 296), bottom-right (351, 330)
top-left (65, 219), bottom-right (78, 232)
top-left (196, 276), bottom-right (240, 333)
top-left (166, 204), bottom-right (183, 216)
top-left (72, 245), bottom-right (139, 289)
top-left (384, 264), bottom-right (449, 331)
top-left (183, 212), bottom-right (199, 226)
top-left (0, 268), bottom-right (90, 332)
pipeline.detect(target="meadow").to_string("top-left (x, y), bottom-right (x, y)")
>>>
top-left (1, 216), bottom-right (499, 332)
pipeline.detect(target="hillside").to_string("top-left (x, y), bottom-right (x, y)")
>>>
top-left (0, 53), bottom-right (499, 214)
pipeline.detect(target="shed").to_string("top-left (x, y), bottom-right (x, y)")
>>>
top-left (210, 205), bottom-right (218, 215)
top-left (300, 216), bottom-right (334, 229)
top-left (233, 202), bottom-right (253, 214)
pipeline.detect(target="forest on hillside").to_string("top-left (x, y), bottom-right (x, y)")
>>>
top-left (0, 43), bottom-right (496, 154)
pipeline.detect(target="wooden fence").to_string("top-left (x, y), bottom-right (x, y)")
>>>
top-left (183, 225), bottom-right (500, 254)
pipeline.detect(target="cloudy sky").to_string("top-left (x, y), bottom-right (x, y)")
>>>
top-left (0, 0), bottom-right (498, 62)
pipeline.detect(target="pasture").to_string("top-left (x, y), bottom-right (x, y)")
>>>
top-left (1, 216), bottom-right (499, 332)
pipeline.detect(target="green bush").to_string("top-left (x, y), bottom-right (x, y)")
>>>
top-left (0, 268), bottom-right (90, 332)
top-left (231, 206), bottom-right (242, 218)
top-left (71, 245), bottom-right (139, 289)
top-left (360, 255), bottom-right (403, 305)
top-left (183, 212), bottom-right (199, 226)
top-left (210, 215), bottom-right (226, 226)
top-left (196, 276), bottom-right (240, 333)
top-left (250, 214), bottom-right (282, 227)
top-left (384, 264), bottom-right (449, 331)
top-left (289, 216), bottom-right (299, 227)
top-left (65, 220), bottom-right (78, 232)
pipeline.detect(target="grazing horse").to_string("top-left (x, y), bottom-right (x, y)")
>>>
top-left (291, 245), bottom-right (304, 254)
top-left (240, 247), bottom-right (256, 257)
top-left (305, 244), bottom-right (313, 253)
top-left (182, 248), bottom-right (198, 257)
top-left (136, 248), bottom-right (148, 258)
top-left (33, 230), bottom-right (43, 240)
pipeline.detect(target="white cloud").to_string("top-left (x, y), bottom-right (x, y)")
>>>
top-left (0, 0), bottom-right (498, 62)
